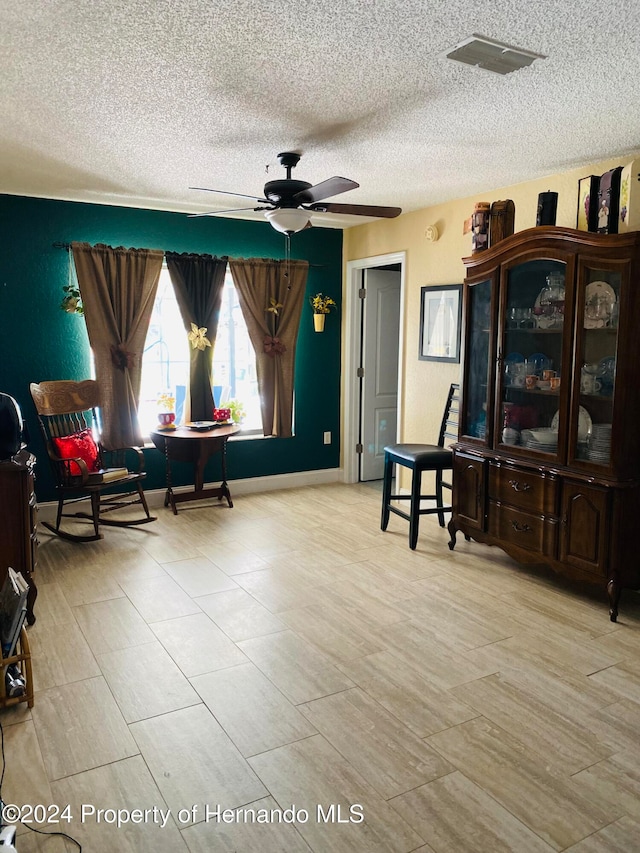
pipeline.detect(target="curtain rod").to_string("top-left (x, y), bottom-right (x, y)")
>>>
top-left (51, 242), bottom-right (326, 267)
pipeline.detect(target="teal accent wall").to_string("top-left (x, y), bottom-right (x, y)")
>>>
top-left (0, 194), bottom-right (342, 502)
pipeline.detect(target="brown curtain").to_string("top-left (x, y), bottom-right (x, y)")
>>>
top-left (165, 252), bottom-right (227, 421)
top-left (229, 258), bottom-right (308, 437)
top-left (71, 242), bottom-right (163, 449)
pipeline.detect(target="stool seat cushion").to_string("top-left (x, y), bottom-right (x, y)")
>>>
top-left (384, 443), bottom-right (452, 468)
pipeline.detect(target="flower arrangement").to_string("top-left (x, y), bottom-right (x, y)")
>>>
top-left (264, 295), bottom-right (287, 356)
top-left (187, 323), bottom-right (211, 351)
top-left (157, 391), bottom-right (175, 413)
top-left (221, 399), bottom-right (245, 424)
top-left (60, 284), bottom-right (84, 315)
top-left (266, 296), bottom-right (283, 316)
top-left (310, 293), bottom-right (337, 314)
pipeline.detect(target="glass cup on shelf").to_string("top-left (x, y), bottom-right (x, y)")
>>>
top-left (507, 307), bottom-right (520, 329)
top-left (609, 301), bottom-right (619, 328)
top-left (505, 361), bottom-right (526, 387)
top-left (585, 294), bottom-right (611, 327)
top-left (519, 308), bottom-right (534, 328)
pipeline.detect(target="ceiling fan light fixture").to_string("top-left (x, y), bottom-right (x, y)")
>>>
top-left (264, 208), bottom-right (311, 234)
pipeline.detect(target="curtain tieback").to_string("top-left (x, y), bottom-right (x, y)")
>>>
top-left (263, 335), bottom-right (287, 357)
top-left (110, 343), bottom-right (136, 371)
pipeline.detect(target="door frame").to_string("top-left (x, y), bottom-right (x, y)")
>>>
top-left (343, 251), bottom-right (406, 484)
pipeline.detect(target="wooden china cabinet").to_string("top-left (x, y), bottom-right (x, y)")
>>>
top-left (448, 226), bottom-right (640, 621)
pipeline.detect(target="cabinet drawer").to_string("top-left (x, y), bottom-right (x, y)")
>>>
top-left (489, 463), bottom-right (558, 514)
top-left (488, 501), bottom-right (557, 557)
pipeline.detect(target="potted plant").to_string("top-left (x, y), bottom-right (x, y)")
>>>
top-left (60, 284), bottom-right (84, 315)
top-left (222, 399), bottom-right (245, 425)
top-left (156, 391), bottom-right (176, 428)
top-left (309, 293), bottom-right (337, 332)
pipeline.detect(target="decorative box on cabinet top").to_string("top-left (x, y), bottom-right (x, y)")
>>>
top-left (618, 159), bottom-right (640, 233)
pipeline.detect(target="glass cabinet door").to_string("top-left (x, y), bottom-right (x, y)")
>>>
top-left (498, 259), bottom-right (567, 457)
top-left (462, 279), bottom-right (492, 441)
top-left (570, 265), bottom-right (621, 467)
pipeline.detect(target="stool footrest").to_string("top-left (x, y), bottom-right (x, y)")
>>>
top-left (388, 504), bottom-right (452, 523)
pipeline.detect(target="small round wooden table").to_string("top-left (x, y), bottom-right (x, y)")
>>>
top-left (150, 423), bottom-right (240, 515)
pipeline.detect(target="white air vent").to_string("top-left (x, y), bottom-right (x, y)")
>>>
top-left (443, 34), bottom-right (546, 75)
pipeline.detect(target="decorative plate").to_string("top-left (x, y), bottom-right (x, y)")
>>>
top-left (505, 352), bottom-right (525, 363)
top-left (527, 352), bottom-right (551, 373)
top-left (584, 280), bottom-right (616, 329)
top-left (551, 406), bottom-right (592, 441)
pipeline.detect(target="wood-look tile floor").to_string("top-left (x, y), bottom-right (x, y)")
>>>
top-left (4, 482), bottom-right (640, 852)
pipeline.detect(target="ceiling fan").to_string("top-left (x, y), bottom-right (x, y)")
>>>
top-left (190, 151), bottom-right (402, 234)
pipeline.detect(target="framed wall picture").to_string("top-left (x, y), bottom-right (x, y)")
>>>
top-left (419, 284), bottom-right (462, 363)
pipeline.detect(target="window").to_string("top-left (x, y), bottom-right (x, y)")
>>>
top-left (138, 267), bottom-right (262, 433)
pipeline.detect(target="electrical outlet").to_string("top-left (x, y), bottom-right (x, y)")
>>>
top-left (323, 431), bottom-right (331, 445)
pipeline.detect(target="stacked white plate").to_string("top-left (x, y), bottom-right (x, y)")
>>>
top-left (588, 423), bottom-right (612, 463)
top-left (520, 428), bottom-right (558, 453)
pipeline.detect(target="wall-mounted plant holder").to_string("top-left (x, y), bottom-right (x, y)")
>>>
top-left (309, 292), bottom-right (336, 333)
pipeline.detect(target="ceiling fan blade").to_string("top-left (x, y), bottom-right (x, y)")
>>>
top-left (189, 186), bottom-right (269, 204)
top-left (309, 202), bottom-right (402, 218)
top-left (293, 176), bottom-right (359, 204)
top-left (188, 206), bottom-right (271, 218)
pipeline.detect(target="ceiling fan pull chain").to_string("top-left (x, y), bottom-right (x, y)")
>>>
top-left (284, 233), bottom-right (291, 286)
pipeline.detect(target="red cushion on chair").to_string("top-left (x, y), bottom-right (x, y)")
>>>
top-left (52, 429), bottom-right (101, 476)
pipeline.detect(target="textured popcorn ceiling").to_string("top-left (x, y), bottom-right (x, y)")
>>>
top-left (2, 0), bottom-right (640, 229)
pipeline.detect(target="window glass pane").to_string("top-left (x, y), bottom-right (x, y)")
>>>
top-left (500, 259), bottom-right (566, 456)
top-left (573, 266), bottom-right (620, 467)
top-left (138, 268), bottom-right (262, 433)
top-left (462, 279), bottom-right (491, 440)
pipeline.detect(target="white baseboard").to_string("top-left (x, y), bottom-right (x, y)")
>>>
top-left (37, 468), bottom-right (344, 520)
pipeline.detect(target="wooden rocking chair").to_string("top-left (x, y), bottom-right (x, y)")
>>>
top-left (30, 380), bottom-right (156, 542)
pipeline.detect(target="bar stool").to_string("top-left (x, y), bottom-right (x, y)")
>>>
top-left (381, 383), bottom-right (459, 549)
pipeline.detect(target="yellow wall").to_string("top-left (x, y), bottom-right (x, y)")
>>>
top-left (343, 149), bottom-right (640, 470)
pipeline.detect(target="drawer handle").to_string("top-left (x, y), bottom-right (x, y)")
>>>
top-left (511, 520), bottom-right (532, 533)
top-left (508, 479), bottom-right (531, 493)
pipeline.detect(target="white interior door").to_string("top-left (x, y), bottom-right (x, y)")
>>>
top-left (360, 268), bottom-right (401, 481)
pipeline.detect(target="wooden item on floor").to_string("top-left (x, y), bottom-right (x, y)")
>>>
top-left (0, 626), bottom-right (34, 709)
top-left (150, 423), bottom-right (240, 514)
top-left (448, 226), bottom-right (640, 621)
top-left (381, 384), bottom-right (460, 549)
top-left (0, 449), bottom-right (37, 624)
top-left (30, 380), bottom-right (156, 542)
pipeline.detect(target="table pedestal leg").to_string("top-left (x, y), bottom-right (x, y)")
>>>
top-left (154, 429), bottom-right (236, 514)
